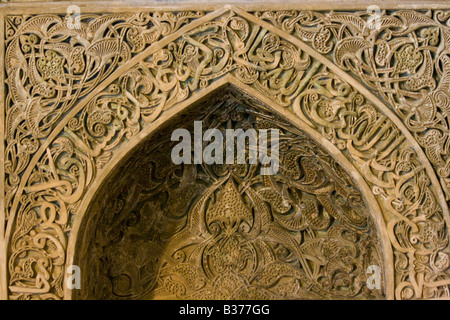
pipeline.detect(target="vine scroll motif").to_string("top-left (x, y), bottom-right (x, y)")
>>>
top-left (4, 8), bottom-right (450, 299)
top-left (4, 11), bottom-right (206, 220)
top-left (254, 9), bottom-right (450, 200)
top-left (76, 97), bottom-right (384, 300)
top-left (295, 72), bottom-right (450, 299)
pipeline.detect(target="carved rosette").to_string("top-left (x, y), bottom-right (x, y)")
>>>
top-left (2, 6), bottom-right (450, 300)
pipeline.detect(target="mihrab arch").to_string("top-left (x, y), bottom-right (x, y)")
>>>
top-left (1, 1), bottom-right (450, 300)
top-left (69, 82), bottom-right (393, 300)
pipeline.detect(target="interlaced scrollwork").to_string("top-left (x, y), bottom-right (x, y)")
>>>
top-left (4, 11), bottom-right (205, 217)
top-left (3, 6), bottom-right (450, 300)
top-left (295, 72), bottom-right (450, 299)
top-left (76, 93), bottom-right (384, 300)
top-left (254, 9), bottom-right (450, 200)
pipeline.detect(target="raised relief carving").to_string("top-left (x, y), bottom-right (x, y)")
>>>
top-left (296, 72), bottom-right (450, 299)
top-left (254, 9), bottom-right (450, 200)
top-left (76, 92), bottom-right (384, 300)
top-left (3, 6), bottom-right (450, 300)
top-left (4, 11), bottom-right (205, 216)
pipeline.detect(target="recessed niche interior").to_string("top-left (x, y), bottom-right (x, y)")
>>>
top-left (73, 86), bottom-right (384, 300)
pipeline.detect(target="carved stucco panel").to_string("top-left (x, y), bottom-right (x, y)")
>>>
top-left (74, 91), bottom-right (386, 300)
top-left (4, 10), bottom-right (206, 218)
top-left (254, 9), bottom-right (450, 199)
top-left (1, 3), bottom-right (450, 300)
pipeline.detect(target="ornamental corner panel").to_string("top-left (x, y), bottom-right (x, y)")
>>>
top-left (1, 0), bottom-right (450, 300)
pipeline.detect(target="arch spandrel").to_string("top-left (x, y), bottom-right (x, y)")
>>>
top-left (253, 9), bottom-right (450, 199)
top-left (1, 3), bottom-right (449, 300)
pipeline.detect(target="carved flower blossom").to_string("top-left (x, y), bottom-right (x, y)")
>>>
top-left (37, 50), bottom-right (67, 83)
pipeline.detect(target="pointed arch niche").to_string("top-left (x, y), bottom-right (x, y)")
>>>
top-left (68, 83), bottom-right (393, 300)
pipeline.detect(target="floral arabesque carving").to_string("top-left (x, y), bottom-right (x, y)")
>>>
top-left (76, 96), bottom-right (384, 300)
top-left (295, 72), bottom-right (450, 299)
top-left (255, 9), bottom-right (450, 200)
top-left (4, 11), bottom-right (205, 217)
top-left (3, 7), bottom-right (450, 300)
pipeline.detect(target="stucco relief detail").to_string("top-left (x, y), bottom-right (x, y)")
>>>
top-left (76, 95), bottom-right (384, 299)
top-left (254, 9), bottom-right (450, 199)
top-left (2, 6), bottom-right (450, 300)
top-left (4, 11), bottom-right (205, 216)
